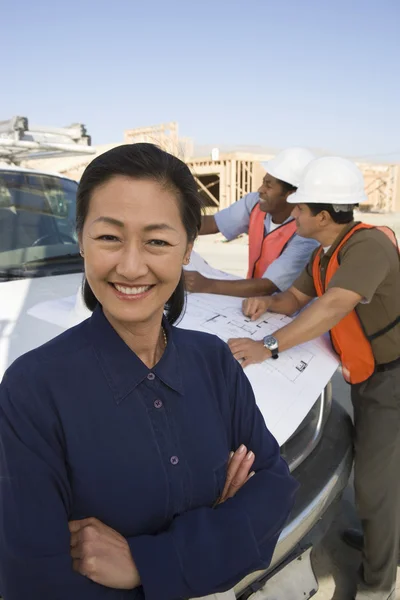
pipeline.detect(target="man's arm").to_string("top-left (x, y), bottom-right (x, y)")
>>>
top-left (207, 193), bottom-right (259, 240)
top-left (188, 223), bottom-right (318, 298)
top-left (184, 271), bottom-right (279, 297)
top-left (200, 215), bottom-right (220, 235)
top-left (272, 287), bottom-right (362, 353)
top-left (229, 287), bottom-right (362, 367)
top-left (272, 234), bottom-right (392, 353)
top-left (229, 236), bottom-right (388, 367)
top-left (242, 286), bottom-right (313, 320)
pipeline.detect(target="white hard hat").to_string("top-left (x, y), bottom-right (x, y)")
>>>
top-left (262, 147), bottom-right (316, 187)
top-left (288, 156), bottom-right (368, 207)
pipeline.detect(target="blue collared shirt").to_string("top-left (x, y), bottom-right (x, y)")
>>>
top-left (214, 192), bottom-right (319, 291)
top-left (0, 307), bottom-right (297, 600)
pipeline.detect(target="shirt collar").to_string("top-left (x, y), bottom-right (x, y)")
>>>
top-left (88, 306), bottom-right (184, 404)
top-left (322, 221), bottom-right (359, 259)
top-left (265, 213), bottom-right (294, 226)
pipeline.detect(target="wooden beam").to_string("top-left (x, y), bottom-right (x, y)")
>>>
top-left (193, 175), bottom-right (219, 206)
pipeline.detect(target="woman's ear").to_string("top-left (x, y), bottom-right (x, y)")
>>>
top-left (183, 242), bottom-right (194, 266)
top-left (77, 232), bottom-right (85, 257)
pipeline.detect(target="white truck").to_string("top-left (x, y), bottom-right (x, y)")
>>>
top-left (0, 118), bottom-right (353, 599)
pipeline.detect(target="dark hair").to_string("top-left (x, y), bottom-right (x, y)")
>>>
top-left (76, 143), bottom-right (203, 324)
top-left (276, 178), bottom-right (297, 195)
top-left (306, 203), bottom-right (355, 224)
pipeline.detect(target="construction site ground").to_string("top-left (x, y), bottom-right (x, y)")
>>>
top-left (193, 212), bottom-right (400, 600)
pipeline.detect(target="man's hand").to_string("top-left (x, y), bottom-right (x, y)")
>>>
top-left (228, 338), bottom-right (271, 368)
top-left (184, 270), bottom-right (214, 294)
top-left (69, 518), bottom-right (140, 589)
top-left (216, 445), bottom-right (256, 505)
top-left (242, 296), bottom-right (272, 320)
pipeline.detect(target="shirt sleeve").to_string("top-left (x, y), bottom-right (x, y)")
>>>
top-left (263, 235), bottom-right (319, 291)
top-left (0, 368), bottom-right (139, 600)
top-left (327, 235), bottom-right (391, 302)
top-left (129, 342), bottom-right (298, 600)
top-left (214, 192), bottom-right (259, 240)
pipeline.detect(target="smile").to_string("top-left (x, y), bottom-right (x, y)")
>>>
top-left (110, 283), bottom-right (154, 298)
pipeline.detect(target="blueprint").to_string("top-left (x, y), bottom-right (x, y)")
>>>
top-left (182, 295), bottom-right (314, 382)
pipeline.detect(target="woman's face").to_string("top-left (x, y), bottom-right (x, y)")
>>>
top-left (81, 176), bottom-right (193, 327)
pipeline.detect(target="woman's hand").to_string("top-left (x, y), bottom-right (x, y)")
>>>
top-left (242, 296), bottom-right (272, 320)
top-left (69, 448), bottom-right (255, 585)
top-left (216, 445), bottom-right (255, 505)
top-left (69, 517), bottom-right (140, 589)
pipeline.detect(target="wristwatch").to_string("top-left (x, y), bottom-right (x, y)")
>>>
top-left (263, 335), bottom-right (279, 359)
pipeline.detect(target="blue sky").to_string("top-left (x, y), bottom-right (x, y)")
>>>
top-left (2, 0), bottom-right (400, 161)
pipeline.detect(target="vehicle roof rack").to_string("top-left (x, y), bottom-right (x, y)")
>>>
top-left (0, 116), bottom-right (96, 165)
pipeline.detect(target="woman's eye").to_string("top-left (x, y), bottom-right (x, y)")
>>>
top-left (148, 239), bottom-right (170, 247)
top-left (97, 235), bottom-right (120, 242)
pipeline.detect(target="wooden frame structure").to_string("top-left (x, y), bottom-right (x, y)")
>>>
top-left (124, 122), bottom-right (193, 162)
top-left (187, 152), bottom-right (272, 210)
top-left (359, 163), bottom-right (399, 212)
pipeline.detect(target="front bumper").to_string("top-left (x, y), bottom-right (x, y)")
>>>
top-left (235, 399), bottom-right (354, 598)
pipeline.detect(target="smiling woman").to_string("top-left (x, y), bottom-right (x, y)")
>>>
top-left (76, 144), bottom-right (201, 329)
top-left (0, 144), bottom-right (298, 600)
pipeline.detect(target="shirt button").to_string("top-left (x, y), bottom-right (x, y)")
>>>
top-left (147, 373), bottom-right (155, 381)
top-left (170, 456), bottom-right (179, 466)
top-left (154, 399), bottom-right (163, 409)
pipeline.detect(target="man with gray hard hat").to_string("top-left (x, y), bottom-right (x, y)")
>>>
top-left (228, 156), bottom-right (400, 600)
top-left (184, 147), bottom-right (318, 297)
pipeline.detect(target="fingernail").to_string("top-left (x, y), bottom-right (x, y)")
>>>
top-left (249, 471), bottom-right (255, 478)
top-left (229, 451), bottom-right (234, 459)
top-left (238, 444), bottom-right (246, 454)
top-left (246, 451), bottom-right (254, 461)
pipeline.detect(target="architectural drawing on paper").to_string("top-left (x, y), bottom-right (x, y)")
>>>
top-left (184, 296), bottom-right (314, 383)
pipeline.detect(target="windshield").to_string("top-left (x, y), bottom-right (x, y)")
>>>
top-left (0, 169), bottom-right (80, 273)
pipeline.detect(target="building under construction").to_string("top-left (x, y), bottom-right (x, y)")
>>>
top-left (17, 120), bottom-right (400, 213)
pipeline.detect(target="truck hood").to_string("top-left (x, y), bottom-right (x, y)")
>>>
top-left (0, 273), bottom-right (83, 377)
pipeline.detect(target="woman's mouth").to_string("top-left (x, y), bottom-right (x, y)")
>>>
top-left (110, 283), bottom-right (154, 299)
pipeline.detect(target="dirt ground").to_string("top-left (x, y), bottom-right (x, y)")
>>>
top-left (193, 212), bottom-right (400, 600)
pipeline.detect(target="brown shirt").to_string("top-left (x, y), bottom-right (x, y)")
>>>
top-left (293, 221), bottom-right (400, 365)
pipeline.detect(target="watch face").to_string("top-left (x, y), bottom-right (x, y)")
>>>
top-left (263, 335), bottom-right (278, 351)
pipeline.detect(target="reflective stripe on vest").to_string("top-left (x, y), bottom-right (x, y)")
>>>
top-left (247, 204), bottom-right (297, 279)
top-left (312, 223), bottom-right (400, 384)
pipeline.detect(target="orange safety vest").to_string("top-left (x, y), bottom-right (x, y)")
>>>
top-left (312, 223), bottom-right (400, 384)
top-left (247, 204), bottom-right (297, 279)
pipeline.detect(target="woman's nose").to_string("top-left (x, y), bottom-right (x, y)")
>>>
top-left (115, 244), bottom-right (149, 280)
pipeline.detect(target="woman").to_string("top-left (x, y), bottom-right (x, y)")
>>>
top-left (0, 144), bottom-right (297, 599)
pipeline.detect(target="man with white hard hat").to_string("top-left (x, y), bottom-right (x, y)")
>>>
top-left (184, 147), bottom-right (318, 297)
top-left (228, 156), bottom-right (400, 600)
